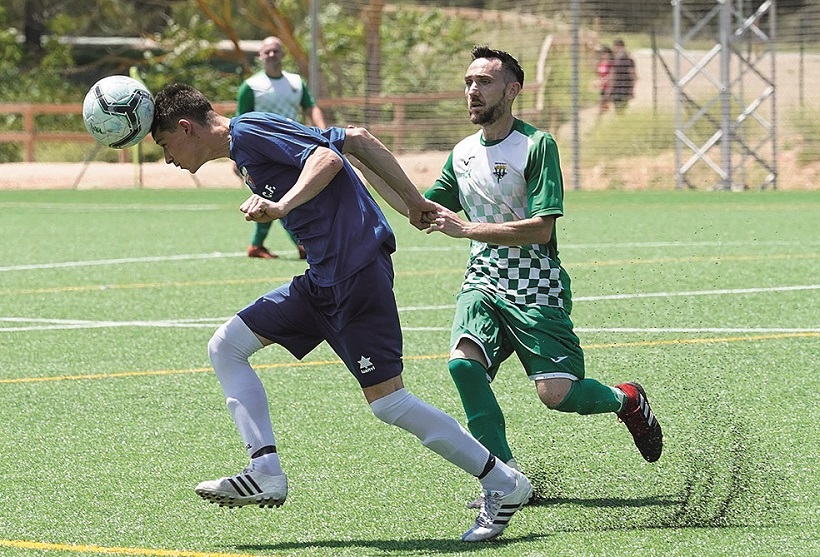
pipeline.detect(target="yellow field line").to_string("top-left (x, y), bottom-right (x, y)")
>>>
top-left (0, 539), bottom-right (265, 557)
top-left (1, 332), bottom-right (816, 386)
top-left (1, 331), bottom-right (817, 556)
top-left (583, 331), bottom-right (820, 348)
top-left (1, 253), bottom-right (817, 296)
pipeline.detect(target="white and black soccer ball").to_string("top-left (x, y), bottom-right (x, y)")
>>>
top-left (83, 75), bottom-right (155, 149)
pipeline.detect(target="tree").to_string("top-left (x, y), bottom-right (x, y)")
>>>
top-left (22, 0), bottom-right (46, 58)
top-left (361, 0), bottom-right (384, 124)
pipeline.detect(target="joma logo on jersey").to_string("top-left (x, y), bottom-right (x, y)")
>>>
top-left (493, 162), bottom-right (508, 183)
top-left (459, 156), bottom-right (475, 180)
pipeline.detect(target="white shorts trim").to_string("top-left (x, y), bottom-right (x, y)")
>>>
top-left (528, 372), bottom-right (579, 382)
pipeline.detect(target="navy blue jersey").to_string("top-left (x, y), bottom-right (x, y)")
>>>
top-left (230, 113), bottom-right (396, 286)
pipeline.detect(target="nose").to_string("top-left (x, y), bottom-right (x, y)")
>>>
top-left (164, 150), bottom-right (173, 165)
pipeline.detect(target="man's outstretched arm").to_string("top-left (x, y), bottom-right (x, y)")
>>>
top-left (342, 126), bottom-right (437, 229)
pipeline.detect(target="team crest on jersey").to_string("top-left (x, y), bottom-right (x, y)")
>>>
top-left (239, 166), bottom-right (256, 190)
top-left (493, 162), bottom-right (508, 183)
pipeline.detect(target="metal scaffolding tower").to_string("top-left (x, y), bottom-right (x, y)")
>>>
top-left (673, 0), bottom-right (777, 190)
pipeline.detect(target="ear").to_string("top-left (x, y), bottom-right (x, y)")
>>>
top-left (506, 82), bottom-right (522, 101)
top-left (178, 118), bottom-right (194, 135)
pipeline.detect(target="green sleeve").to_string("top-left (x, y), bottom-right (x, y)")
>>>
top-left (236, 81), bottom-right (255, 116)
top-left (525, 132), bottom-right (564, 218)
top-left (300, 78), bottom-right (317, 109)
top-left (423, 151), bottom-right (463, 212)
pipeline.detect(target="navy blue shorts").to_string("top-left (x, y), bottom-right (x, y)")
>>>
top-left (237, 248), bottom-right (403, 388)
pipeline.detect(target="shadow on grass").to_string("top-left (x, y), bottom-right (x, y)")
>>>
top-left (529, 493), bottom-right (679, 509)
top-left (235, 533), bottom-right (550, 554)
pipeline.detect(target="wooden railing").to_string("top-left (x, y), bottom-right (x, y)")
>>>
top-left (0, 103), bottom-right (90, 162)
top-left (0, 91), bottom-right (464, 161)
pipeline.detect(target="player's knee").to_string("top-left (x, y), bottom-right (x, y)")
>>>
top-left (207, 327), bottom-right (227, 367)
top-left (536, 378), bottom-right (573, 409)
top-left (208, 316), bottom-right (260, 368)
top-left (369, 388), bottom-right (414, 426)
top-left (448, 357), bottom-right (486, 384)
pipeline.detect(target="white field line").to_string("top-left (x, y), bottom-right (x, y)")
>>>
top-left (2, 318), bottom-right (818, 334)
top-left (398, 284), bottom-right (820, 312)
top-left (0, 252), bottom-right (246, 272)
top-left (573, 284), bottom-right (820, 301)
top-left (2, 284), bottom-right (818, 333)
top-left (0, 317), bottom-right (228, 332)
top-left (1, 239), bottom-right (817, 272)
top-left (0, 202), bottom-right (226, 211)
top-left (404, 326), bottom-right (820, 332)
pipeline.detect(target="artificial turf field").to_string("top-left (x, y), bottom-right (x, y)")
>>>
top-left (0, 188), bottom-right (817, 557)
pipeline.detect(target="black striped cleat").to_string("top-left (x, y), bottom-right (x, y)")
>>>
top-left (195, 468), bottom-right (288, 508)
top-left (461, 469), bottom-right (533, 542)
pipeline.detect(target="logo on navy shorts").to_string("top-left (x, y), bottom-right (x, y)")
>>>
top-left (358, 356), bottom-right (375, 374)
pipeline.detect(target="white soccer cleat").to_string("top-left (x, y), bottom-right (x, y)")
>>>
top-left (466, 458), bottom-right (530, 509)
top-left (195, 468), bottom-right (288, 509)
top-left (461, 469), bottom-right (532, 542)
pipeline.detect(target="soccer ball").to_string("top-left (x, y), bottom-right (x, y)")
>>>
top-left (83, 76), bottom-right (154, 149)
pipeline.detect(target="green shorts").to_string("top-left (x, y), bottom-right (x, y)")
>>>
top-left (450, 289), bottom-right (585, 382)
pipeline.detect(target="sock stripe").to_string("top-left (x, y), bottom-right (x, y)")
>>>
top-left (477, 455), bottom-right (496, 480)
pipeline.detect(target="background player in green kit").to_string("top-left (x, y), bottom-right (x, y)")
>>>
top-left (238, 36), bottom-right (326, 259)
top-left (421, 46), bottom-right (664, 504)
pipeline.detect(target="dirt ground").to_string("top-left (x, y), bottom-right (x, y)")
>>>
top-left (0, 146), bottom-right (816, 191)
top-left (1, 49), bottom-right (817, 191)
top-left (0, 152), bottom-right (450, 191)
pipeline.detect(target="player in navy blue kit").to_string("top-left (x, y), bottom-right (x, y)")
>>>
top-left (150, 83), bottom-right (532, 542)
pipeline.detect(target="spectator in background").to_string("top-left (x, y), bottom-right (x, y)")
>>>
top-left (595, 45), bottom-right (613, 116)
top-left (610, 38), bottom-right (636, 113)
top-left (238, 36), bottom-right (326, 259)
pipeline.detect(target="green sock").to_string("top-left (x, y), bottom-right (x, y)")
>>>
top-left (448, 358), bottom-right (514, 463)
top-left (554, 379), bottom-right (624, 415)
top-left (251, 221), bottom-right (272, 247)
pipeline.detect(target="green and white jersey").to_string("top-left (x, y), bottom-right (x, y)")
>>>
top-left (425, 119), bottom-right (572, 311)
top-left (236, 70), bottom-right (314, 119)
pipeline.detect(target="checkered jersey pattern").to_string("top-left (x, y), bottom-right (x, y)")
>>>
top-left (245, 71), bottom-right (305, 120)
top-left (464, 242), bottom-right (565, 308)
top-left (443, 121), bottom-right (567, 309)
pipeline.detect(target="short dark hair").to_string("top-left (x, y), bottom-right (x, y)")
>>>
top-left (613, 38), bottom-right (625, 47)
top-left (470, 45), bottom-right (525, 87)
top-left (151, 83), bottom-right (213, 136)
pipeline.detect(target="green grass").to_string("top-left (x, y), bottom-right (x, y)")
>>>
top-left (0, 189), bottom-right (818, 557)
top-left (583, 110), bottom-right (677, 160)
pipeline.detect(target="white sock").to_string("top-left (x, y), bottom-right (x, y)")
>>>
top-left (208, 315), bottom-right (282, 475)
top-left (478, 460), bottom-right (516, 494)
top-left (369, 388), bottom-right (515, 492)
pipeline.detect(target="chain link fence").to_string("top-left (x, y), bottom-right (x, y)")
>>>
top-left (1, 0), bottom-right (818, 190)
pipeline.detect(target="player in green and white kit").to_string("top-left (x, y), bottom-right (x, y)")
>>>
top-left (423, 47), bottom-right (663, 504)
top-left (237, 36), bottom-right (326, 259)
